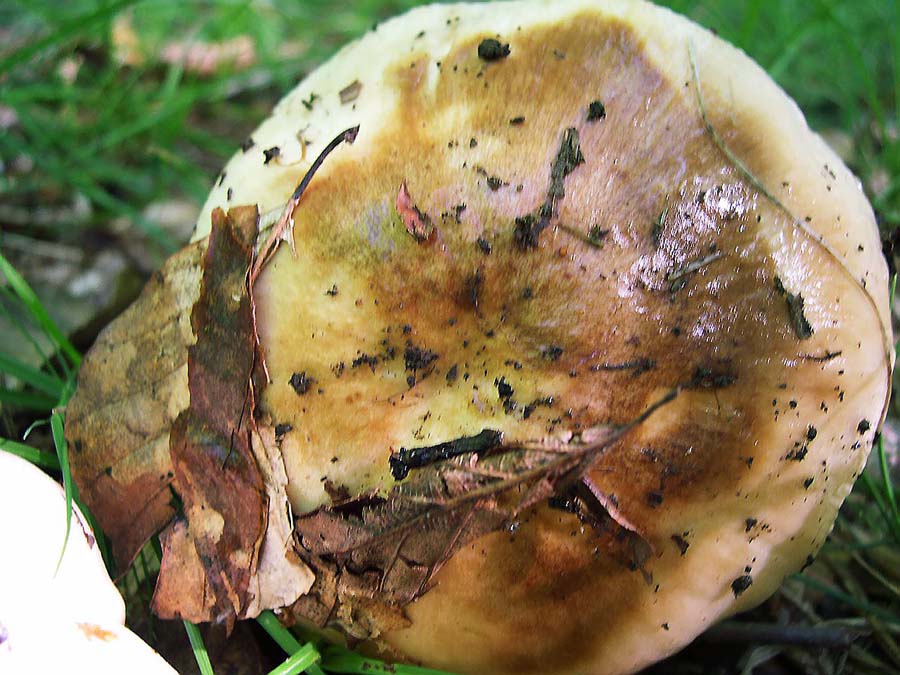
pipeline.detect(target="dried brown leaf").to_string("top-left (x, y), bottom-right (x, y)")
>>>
top-left (396, 182), bottom-right (435, 243)
top-left (69, 133), bottom-right (356, 623)
top-left (152, 206), bottom-right (267, 627)
top-left (150, 206), bottom-right (311, 626)
top-left (245, 426), bottom-right (315, 615)
top-left (66, 241), bottom-right (202, 572)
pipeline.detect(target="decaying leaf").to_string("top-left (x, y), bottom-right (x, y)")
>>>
top-left (151, 206), bottom-right (264, 625)
top-left (68, 205), bottom-right (311, 625)
top-left (244, 426), bottom-right (314, 616)
top-left (68, 129), bottom-right (359, 624)
top-left (152, 206), bottom-right (310, 627)
top-left (396, 182), bottom-right (435, 243)
top-left (66, 241), bottom-right (202, 572)
top-left (292, 390), bottom-right (676, 626)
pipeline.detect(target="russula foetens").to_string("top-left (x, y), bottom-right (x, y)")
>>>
top-left (0, 451), bottom-right (176, 674)
top-left (65, 1), bottom-right (891, 674)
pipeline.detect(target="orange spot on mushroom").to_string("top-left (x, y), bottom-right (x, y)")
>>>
top-left (76, 623), bottom-right (117, 642)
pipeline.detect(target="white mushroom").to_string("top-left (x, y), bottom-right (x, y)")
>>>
top-left (0, 451), bottom-right (176, 674)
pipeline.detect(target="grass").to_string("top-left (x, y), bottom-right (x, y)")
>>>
top-left (184, 620), bottom-right (216, 675)
top-left (0, 0), bottom-right (427, 262)
top-left (0, 0), bottom-right (898, 673)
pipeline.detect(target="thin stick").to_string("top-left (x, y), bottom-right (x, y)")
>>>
top-left (247, 125), bottom-right (360, 382)
top-left (249, 125), bottom-right (360, 286)
top-left (666, 251), bottom-right (724, 283)
top-left (702, 621), bottom-right (864, 648)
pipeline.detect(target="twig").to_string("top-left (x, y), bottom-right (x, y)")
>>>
top-left (665, 251), bottom-right (723, 284)
top-left (702, 621), bottom-right (863, 648)
top-left (436, 387), bottom-right (680, 509)
top-left (247, 125), bottom-right (359, 382)
top-left (249, 125), bottom-right (359, 286)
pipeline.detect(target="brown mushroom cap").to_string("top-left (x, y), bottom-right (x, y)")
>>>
top-left (194, 1), bottom-right (890, 673)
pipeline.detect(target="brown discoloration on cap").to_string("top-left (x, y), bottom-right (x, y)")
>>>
top-left (257, 14), bottom-right (793, 519)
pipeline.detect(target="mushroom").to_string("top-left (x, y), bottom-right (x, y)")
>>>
top-left (0, 451), bottom-right (176, 674)
top-left (66, 1), bottom-right (892, 674)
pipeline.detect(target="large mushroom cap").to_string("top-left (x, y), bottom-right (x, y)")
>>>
top-left (73, 1), bottom-right (891, 674)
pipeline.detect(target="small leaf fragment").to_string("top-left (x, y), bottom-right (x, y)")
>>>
top-left (339, 80), bottom-right (362, 104)
top-left (396, 182), bottom-right (435, 243)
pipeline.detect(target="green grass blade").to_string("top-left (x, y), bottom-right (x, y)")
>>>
top-left (50, 410), bottom-right (72, 573)
top-left (184, 621), bottom-right (215, 675)
top-left (862, 474), bottom-right (892, 522)
top-left (876, 434), bottom-right (900, 533)
top-left (320, 646), bottom-right (459, 675)
top-left (793, 574), bottom-right (900, 625)
top-left (0, 285), bottom-right (63, 379)
top-left (257, 610), bottom-right (304, 654)
top-left (21, 417), bottom-right (50, 441)
top-left (0, 250), bottom-right (80, 367)
top-left (0, 387), bottom-right (58, 411)
top-left (0, 436), bottom-right (60, 471)
top-left (75, 490), bottom-right (114, 576)
top-left (767, 22), bottom-right (827, 81)
top-left (266, 642), bottom-right (321, 675)
top-left (0, 351), bottom-right (64, 398)
top-left (822, 537), bottom-right (893, 553)
top-left (0, 0), bottom-right (138, 75)
top-left (0, 118), bottom-right (173, 251)
top-left (257, 613), bottom-right (328, 675)
top-left (878, 272), bottom-right (900, 540)
top-left (809, 0), bottom-right (886, 127)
